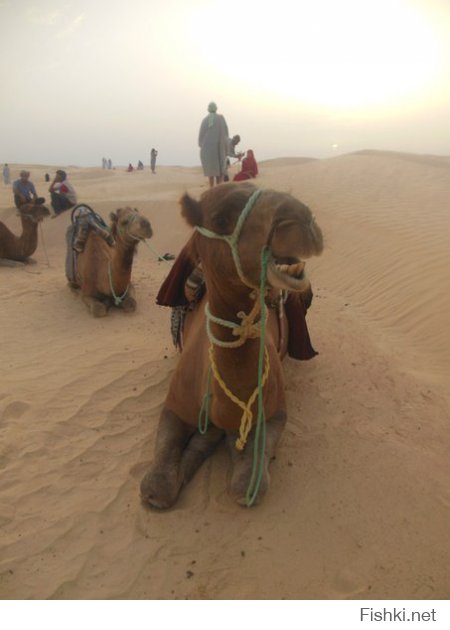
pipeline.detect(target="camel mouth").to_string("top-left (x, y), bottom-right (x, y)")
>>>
top-left (267, 255), bottom-right (310, 291)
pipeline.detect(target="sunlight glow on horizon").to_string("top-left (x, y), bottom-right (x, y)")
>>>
top-left (1, 0), bottom-right (450, 166)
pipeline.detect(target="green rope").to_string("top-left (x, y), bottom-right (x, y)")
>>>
top-left (198, 367), bottom-right (213, 434)
top-left (107, 262), bottom-right (129, 305)
top-left (245, 246), bottom-right (270, 507)
top-left (141, 239), bottom-right (173, 264)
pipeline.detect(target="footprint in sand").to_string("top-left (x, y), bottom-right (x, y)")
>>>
top-left (2, 401), bottom-right (30, 420)
top-left (332, 567), bottom-right (369, 598)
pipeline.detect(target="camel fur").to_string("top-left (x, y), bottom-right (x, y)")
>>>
top-left (141, 183), bottom-right (323, 508)
top-left (72, 206), bottom-right (152, 317)
top-left (0, 203), bottom-right (50, 264)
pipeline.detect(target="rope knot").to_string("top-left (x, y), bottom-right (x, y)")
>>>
top-left (233, 310), bottom-right (261, 341)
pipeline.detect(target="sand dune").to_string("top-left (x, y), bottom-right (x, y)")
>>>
top-left (1, 154), bottom-right (449, 599)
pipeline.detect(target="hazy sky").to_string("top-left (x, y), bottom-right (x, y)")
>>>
top-left (1, 0), bottom-right (450, 166)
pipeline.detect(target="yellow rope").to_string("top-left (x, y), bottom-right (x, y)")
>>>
top-left (208, 344), bottom-right (270, 450)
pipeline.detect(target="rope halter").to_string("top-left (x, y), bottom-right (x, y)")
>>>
top-left (196, 188), bottom-right (263, 290)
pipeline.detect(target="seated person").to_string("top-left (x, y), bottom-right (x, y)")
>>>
top-left (137, 160), bottom-right (144, 170)
top-left (127, 163), bottom-right (134, 172)
top-left (233, 149), bottom-right (258, 181)
top-left (49, 170), bottom-right (77, 215)
top-left (13, 170), bottom-right (46, 209)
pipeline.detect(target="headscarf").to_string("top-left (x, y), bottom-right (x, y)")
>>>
top-left (207, 101), bottom-right (217, 127)
top-left (56, 169), bottom-right (67, 180)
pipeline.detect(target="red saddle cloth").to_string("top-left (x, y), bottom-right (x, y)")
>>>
top-left (156, 248), bottom-right (317, 360)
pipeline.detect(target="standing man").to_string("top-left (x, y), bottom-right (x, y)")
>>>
top-left (13, 170), bottom-right (46, 209)
top-left (198, 102), bottom-right (229, 187)
top-left (150, 148), bottom-right (158, 174)
top-left (48, 169), bottom-right (77, 216)
top-left (3, 163), bottom-right (10, 185)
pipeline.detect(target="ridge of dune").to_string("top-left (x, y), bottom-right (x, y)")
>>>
top-left (1, 152), bottom-right (449, 600)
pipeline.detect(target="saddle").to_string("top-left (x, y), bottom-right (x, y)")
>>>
top-left (65, 204), bottom-right (114, 285)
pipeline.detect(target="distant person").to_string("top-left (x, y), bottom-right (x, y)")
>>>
top-left (127, 163), bottom-right (134, 172)
top-left (137, 160), bottom-right (144, 170)
top-left (3, 163), bottom-right (10, 185)
top-left (102, 157), bottom-right (107, 169)
top-left (233, 149), bottom-right (259, 181)
top-left (198, 102), bottom-right (229, 187)
top-left (150, 148), bottom-right (158, 174)
top-left (224, 135), bottom-right (243, 182)
top-left (13, 170), bottom-right (46, 209)
top-left (107, 158), bottom-right (112, 169)
top-left (45, 173), bottom-right (50, 182)
top-left (48, 169), bottom-right (77, 216)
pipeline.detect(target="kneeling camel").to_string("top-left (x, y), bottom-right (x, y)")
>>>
top-left (141, 183), bottom-right (323, 508)
top-left (70, 206), bottom-right (152, 316)
top-left (0, 203), bottom-right (50, 264)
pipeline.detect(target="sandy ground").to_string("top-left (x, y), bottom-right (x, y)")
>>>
top-left (0, 153), bottom-right (449, 600)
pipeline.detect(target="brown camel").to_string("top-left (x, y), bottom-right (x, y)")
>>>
top-left (70, 206), bottom-right (152, 317)
top-left (141, 183), bottom-right (323, 508)
top-left (0, 203), bottom-right (50, 264)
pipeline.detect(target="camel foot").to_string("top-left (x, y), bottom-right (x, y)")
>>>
top-left (122, 296), bottom-right (137, 312)
top-left (24, 257), bottom-right (37, 265)
top-left (228, 454), bottom-right (270, 507)
top-left (140, 467), bottom-right (181, 509)
top-left (0, 258), bottom-right (25, 267)
top-left (91, 301), bottom-right (108, 317)
top-left (226, 411), bottom-right (286, 507)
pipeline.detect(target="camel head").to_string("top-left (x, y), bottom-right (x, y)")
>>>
top-left (18, 203), bottom-right (51, 223)
top-left (180, 183), bottom-right (323, 292)
top-left (109, 206), bottom-right (152, 244)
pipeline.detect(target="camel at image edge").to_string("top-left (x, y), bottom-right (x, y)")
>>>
top-left (141, 182), bottom-right (323, 508)
top-left (67, 206), bottom-right (152, 317)
top-left (0, 203), bottom-right (50, 263)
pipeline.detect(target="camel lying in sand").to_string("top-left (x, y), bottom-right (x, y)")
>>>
top-left (68, 206), bottom-right (152, 317)
top-left (0, 203), bottom-right (50, 264)
top-left (141, 183), bottom-right (323, 508)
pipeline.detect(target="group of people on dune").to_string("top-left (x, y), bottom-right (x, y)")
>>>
top-left (198, 102), bottom-right (259, 187)
top-left (12, 169), bottom-right (77, 218)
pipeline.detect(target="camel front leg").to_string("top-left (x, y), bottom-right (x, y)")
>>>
top-left (226, 410), bottom-right (287, 506)
top-left (140, 408), bottom-right (193, 509)
top-left (179, 425), bottom-right (225, 485)
top-left (121, 283), bottom-right (137, 312)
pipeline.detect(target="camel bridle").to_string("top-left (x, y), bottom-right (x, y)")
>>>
top-left (196, 188), bottom-right (264, 291)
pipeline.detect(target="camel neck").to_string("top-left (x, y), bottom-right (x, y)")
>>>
top-left (110, 237), bottom-right (137, 289)
top-left (19, 217), bottom-right (38, 258)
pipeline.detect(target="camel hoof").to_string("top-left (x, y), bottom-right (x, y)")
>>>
top-left (229, 467), bottom-right (270, 507)
top-left (91, 302), bottom-right (108, 317)
top-left (140, 470), bottom-right (180, 509)
top-left (122, 297), bottom-right (137, 312)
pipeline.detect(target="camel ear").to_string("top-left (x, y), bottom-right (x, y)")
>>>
top-left (180, 193), bottom-right (202, 227)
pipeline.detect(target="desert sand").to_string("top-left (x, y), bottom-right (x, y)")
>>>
top-left (1, 152), bottom-right (449, 600)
